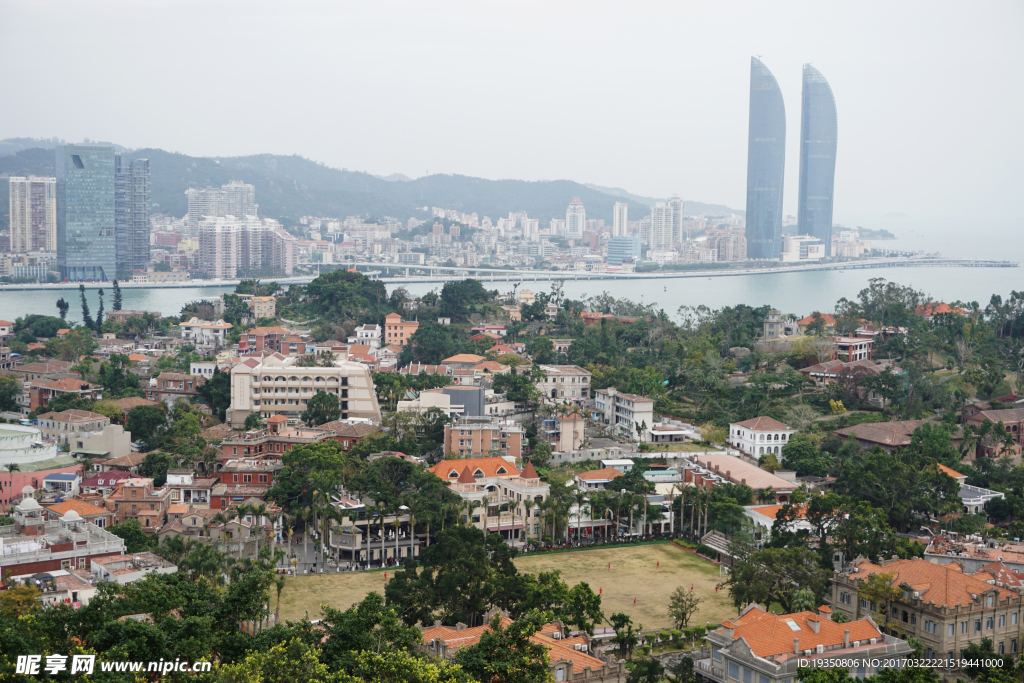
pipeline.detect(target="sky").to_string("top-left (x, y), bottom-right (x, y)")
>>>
top-left (1, 1), bottom-right (1023, 229)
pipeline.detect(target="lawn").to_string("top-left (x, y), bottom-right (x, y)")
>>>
top-left (277, 542), bottom-right (737, 630)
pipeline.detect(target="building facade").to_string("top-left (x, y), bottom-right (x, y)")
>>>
top-left (566, 198), bottom-right (585, 239)
top-left (383, 313), bottom-right (419, 346)
top-left (612, 202), bottom-right (628, 237)
top-left (443, 417), bottom-right (524, 459)
top-left (56, 144), bottom-right (117, 281)
top-left (9, 176), bottom-right (56, 253)
top-left (114, 155), bottom-right (150, 274)
top-left (745, 57), bottom-right (787, 260)
top-left (592, 387), bottom-right (655, 442)
top-left (227, 353), bottom-right (382, 427)
top-left (729, 416), bottom-right (795, 459)
top-left (797, 64), bottom-right (838, 256)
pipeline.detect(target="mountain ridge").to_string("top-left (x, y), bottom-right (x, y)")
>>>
top-left (0, 140), bottom-right (741, 229)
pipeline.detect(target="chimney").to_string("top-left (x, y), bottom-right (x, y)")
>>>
top-left (726, 470), bottom-right (731, 479)
top-left (844, 630), bottom-right (850, 648)
top-left (807, 617), bottom-right (820, 633)
top-left (456, 622), bottom-right (467, 631)
top-left (794, 639), bottom-right (800, 655)
top-left (741, 478), bottom-right (747, 486)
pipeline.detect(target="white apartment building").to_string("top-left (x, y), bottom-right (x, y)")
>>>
top-left (9, 176), bottom-right (57, 253)
top-left (728, 416), bottom-right (795, 459)
top-left (612, 202), bottom-right (628, 237)
top-left (592, 387), bottom-right (655, 441)
top-left (565, 198), bottom-right (585, 239)
top-left (198, 216), bottom-right (296, 278)
top-left (780, 234), bottom-right (826, 262)
top-left (667, 194), bottom-right (684, 244)
top-left (180, 318), bottom-right (233, 350)
top-left (347, 324), bottom-right (382, 349)
top-left (534, 365), bottom-right (591, 402)
top-left (228, 352), bottom-right (382, 428)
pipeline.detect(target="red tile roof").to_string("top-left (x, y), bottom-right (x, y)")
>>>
top-left (576, 467), bottom-right (624, 482)
top-left (431, 457), bottom-right (520, 480)
top-left (850, 558), bottom-right (1017, 608)
top-left (733, 416), bottom-right (792, 431)
top-left (797, 313), bottom-right (836, 326)
top-left (722, 605), bottom-right (881, 659)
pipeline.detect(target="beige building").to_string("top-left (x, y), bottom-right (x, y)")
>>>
top-left (831, 557), bottom-right (1024, 663)
top-left (228, 352), bottom-right (381, 428)
top-left (36, 410), bottom-right (130, 458)
top-left (383, 312), bottom-right (419, 346)
top-left (443, 416), bottom-right (524, 460)
top-left (592, 387), bottom-right (655, 441)
top-left (534, 364), bottom-right (591, 402)
top-left (245, 296), bottom-right (277, 319)
top-left (9, 176), bottom-right (56, 252)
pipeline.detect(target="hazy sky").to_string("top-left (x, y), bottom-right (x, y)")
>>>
top-left (2, 1), bottom-right (1022, 228)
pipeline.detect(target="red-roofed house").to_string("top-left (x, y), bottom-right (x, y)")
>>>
top-left (831, 557), bottom-right (1023, 664)
top-left (702, 604), bottom-right (911, 682)
top-left (574, 467), bottom-right (624, 491)
top-left (43, 499), bottom-right (114, 528)
top-left (29, 377), bottom-right (103, 411)
top-left (796, 312), bottom-right (836, 335)
top-left (422, 614), bottom-right (625, 683)
top-left (429, 456), bottom-right (549, 542)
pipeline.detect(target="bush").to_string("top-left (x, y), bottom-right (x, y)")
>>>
top-left (696, 544), bottom-right (717, 558)
top-left (671, 629), bottom-right (682, 643)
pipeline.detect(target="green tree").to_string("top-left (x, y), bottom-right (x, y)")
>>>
top-left (140, 451), bottom-right (175, 487)
top-left (127, 405), bottom-right (166, 445)
top-left (0, 375), bottom-right (20, 412)
top-left (453, 611), bottom-right (553, 683)
top-left (244, 412), bottom-right (265, 431)
top-left (112, 279), bottom-right (123, 311)
top-left (627, 658), bottom-right (665, 683)
top-left (197, 367), bottom-right (232, 422)
top-left (56, 297), bottom-right (70, 320)
top-left (108, 518), bottom-right (156, 553)
top-left (79, 284), bottom-right (94, 331)
top-left (667, 585), bottom-right (703, 628)
top-left (722, 547), bottom-right (831, 612)
top-left (302, 390), bottom-right (341, 427)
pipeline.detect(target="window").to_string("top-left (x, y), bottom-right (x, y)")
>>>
top-left (861, 598), bottom-right (869, 610)
top-left (999, 642), bottom-right (1005, 655)
top-left (743, 668), bottom-right (751, 683)
top-left (962, 622), bottom-right (968, 634)
top-left (988, 595), bottom-right (994, 607)
top-left (1000, 615), bottom-right (1005, 628)
top-left (975, 620), bottom-right (982, 633)
top-left (713, 647), bottom-right (722, 662)
top-left (987, 618), bottom-right (994, 630)
top-left (729, 663), bottom-right (739, 679)
top-left (948, 624), bottom-right (955, 637)
top-left (1013, 613), bottom-right (1018, 625)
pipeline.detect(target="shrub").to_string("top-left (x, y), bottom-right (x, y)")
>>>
top-left (695, 544), bottom-right (717, 558)
top-left (671, 629), bottom-right (682, 643)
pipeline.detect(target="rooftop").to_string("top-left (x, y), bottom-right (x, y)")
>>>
top-left (849, 557), bottom-right (1017, 608)
top-left (716, 605), bottom-right (882, 660)
top-left (733, 416), bottom-right (792, 431)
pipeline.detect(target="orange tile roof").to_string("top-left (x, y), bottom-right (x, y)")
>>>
top-left (938, 463), bottom-right (966, 479)
top-left (430, 457), bottom-right (521, 480)
top-left (576, 467), bottom-right (624, 482)
top-left (749, 504), bottom-right (807, 520)
top-left (850, 558), bottom-right (1017, 608)
top-left (442, 353), bottom-right (486, 364)
top-left (472, 360), bottom-right (509, 372)
top-left (520, 461), bottom-right (540, 479)
top-left (44, 499), bottom-right (110, 517)
top-left (916, 303), bottom-right (965, 317)
top-left (457, 466), bottom-right (476, 484)
top-left (723, 606), bottom-right (881, 659)
top-left (977, 561), bottom-right (1023, 588)
top-left (168, 503), bottom-right (190, 514)
top-left (40, 377), bottom-right (98, 392)
top-left (797, 313), bottom-right (836, 326)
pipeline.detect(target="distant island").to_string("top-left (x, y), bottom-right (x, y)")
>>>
top-left (856, 227), bottom-right (896, 240)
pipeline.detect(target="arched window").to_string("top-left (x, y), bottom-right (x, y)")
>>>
top-left (759, 447), bottom-right (764, 455)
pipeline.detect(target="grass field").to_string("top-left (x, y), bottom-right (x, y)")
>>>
top-left (277, 542), bottom-right (737, 630)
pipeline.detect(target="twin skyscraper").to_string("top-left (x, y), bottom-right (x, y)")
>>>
top-left (745, 57), bottom-right (838, 260)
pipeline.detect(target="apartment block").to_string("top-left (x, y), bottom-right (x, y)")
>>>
top-left (9, 176), bottom-right (56, 252)
top-left (534, 364), bottom-right (591, 402)
top-left (383, 312), bottom-right (419, 346)
top-left (592, 386), bottom-right (654, 441)
top-left (443, 416), bottom-right (523, 459)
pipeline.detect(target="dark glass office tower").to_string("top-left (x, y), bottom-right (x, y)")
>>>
top-left (744, 57), bottom-right (787, 260)
top-left (57, 144), bottom-right (117, 281)
top-left (797, 64), bottom-right (838, 255)
top-left (115, 155), bottom-right (150, 275)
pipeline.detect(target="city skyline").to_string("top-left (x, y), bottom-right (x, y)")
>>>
top-left (2, 2), bottom-right (1020, 231)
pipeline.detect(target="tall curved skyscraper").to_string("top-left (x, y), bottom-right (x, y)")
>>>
top-left (797, 64), bottom-right (838, 255)
top-left (745, 57), bottom-right (787, 260)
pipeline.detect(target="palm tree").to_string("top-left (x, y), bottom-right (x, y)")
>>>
top-left (5, 463), bottom-right (19, 476)
top-left (251, 502), bottom-right (268, 559)
top-left (480, 494), bottom-right (490, 536)
top-left (572, 486), bottom-right (588, 542)
top-left (300, 505), bottom-right (313, 563)
top-left (272, 574), bottom-right (287, 625)
top-left (235, 504), bottom-right (254, 559)
top-left (757, 487), bottom-right (776, 504)
top-left (523, 498), bottom-right (535, 542)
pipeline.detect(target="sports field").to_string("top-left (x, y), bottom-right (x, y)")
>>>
top-left (277, 542), bottom-right (737, 629)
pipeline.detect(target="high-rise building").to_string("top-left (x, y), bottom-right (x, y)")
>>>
top-left (186, 181), bottom-right (257, 234)
top-left (222, 180), bottom-right (257, 219)
top-left (199, 216), bottom-right (296, 279)
top-left (607, 234), bottom-right (641, 266)
top-left (9, 176), bottom-right (56, 253)
top-left (56, 144), bottom-right (117, 281)
top-left (745, 57), bottom-right (787, 260)
top-left (565, 198), bottom-right (585, 239)
top-left (115, 155), bottom-right (150, 274)
top-left (612, 202), bottom-right (628, 237)
top-left (667, 194), bottom-right (684, 244)
top-left (649, 203), bottom-right (676, 251)
top-left (797, 64), bottom-right (838, 256)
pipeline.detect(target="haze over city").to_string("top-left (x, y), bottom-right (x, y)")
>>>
top-left (2, 0), bottom-right (1023, 229)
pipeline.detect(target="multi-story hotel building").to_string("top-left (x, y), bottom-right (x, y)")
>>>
top-left (9, 176), bottom-right (56, 252)
top-left (443, 416), bottom-right (524, 460)
top-left (227, 353), bottom-right (381, 428)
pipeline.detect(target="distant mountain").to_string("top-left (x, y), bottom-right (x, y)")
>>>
top-left (0, 140), bottom-right (741, 229)
top-left (583, 183), bottom-right (742, 217)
